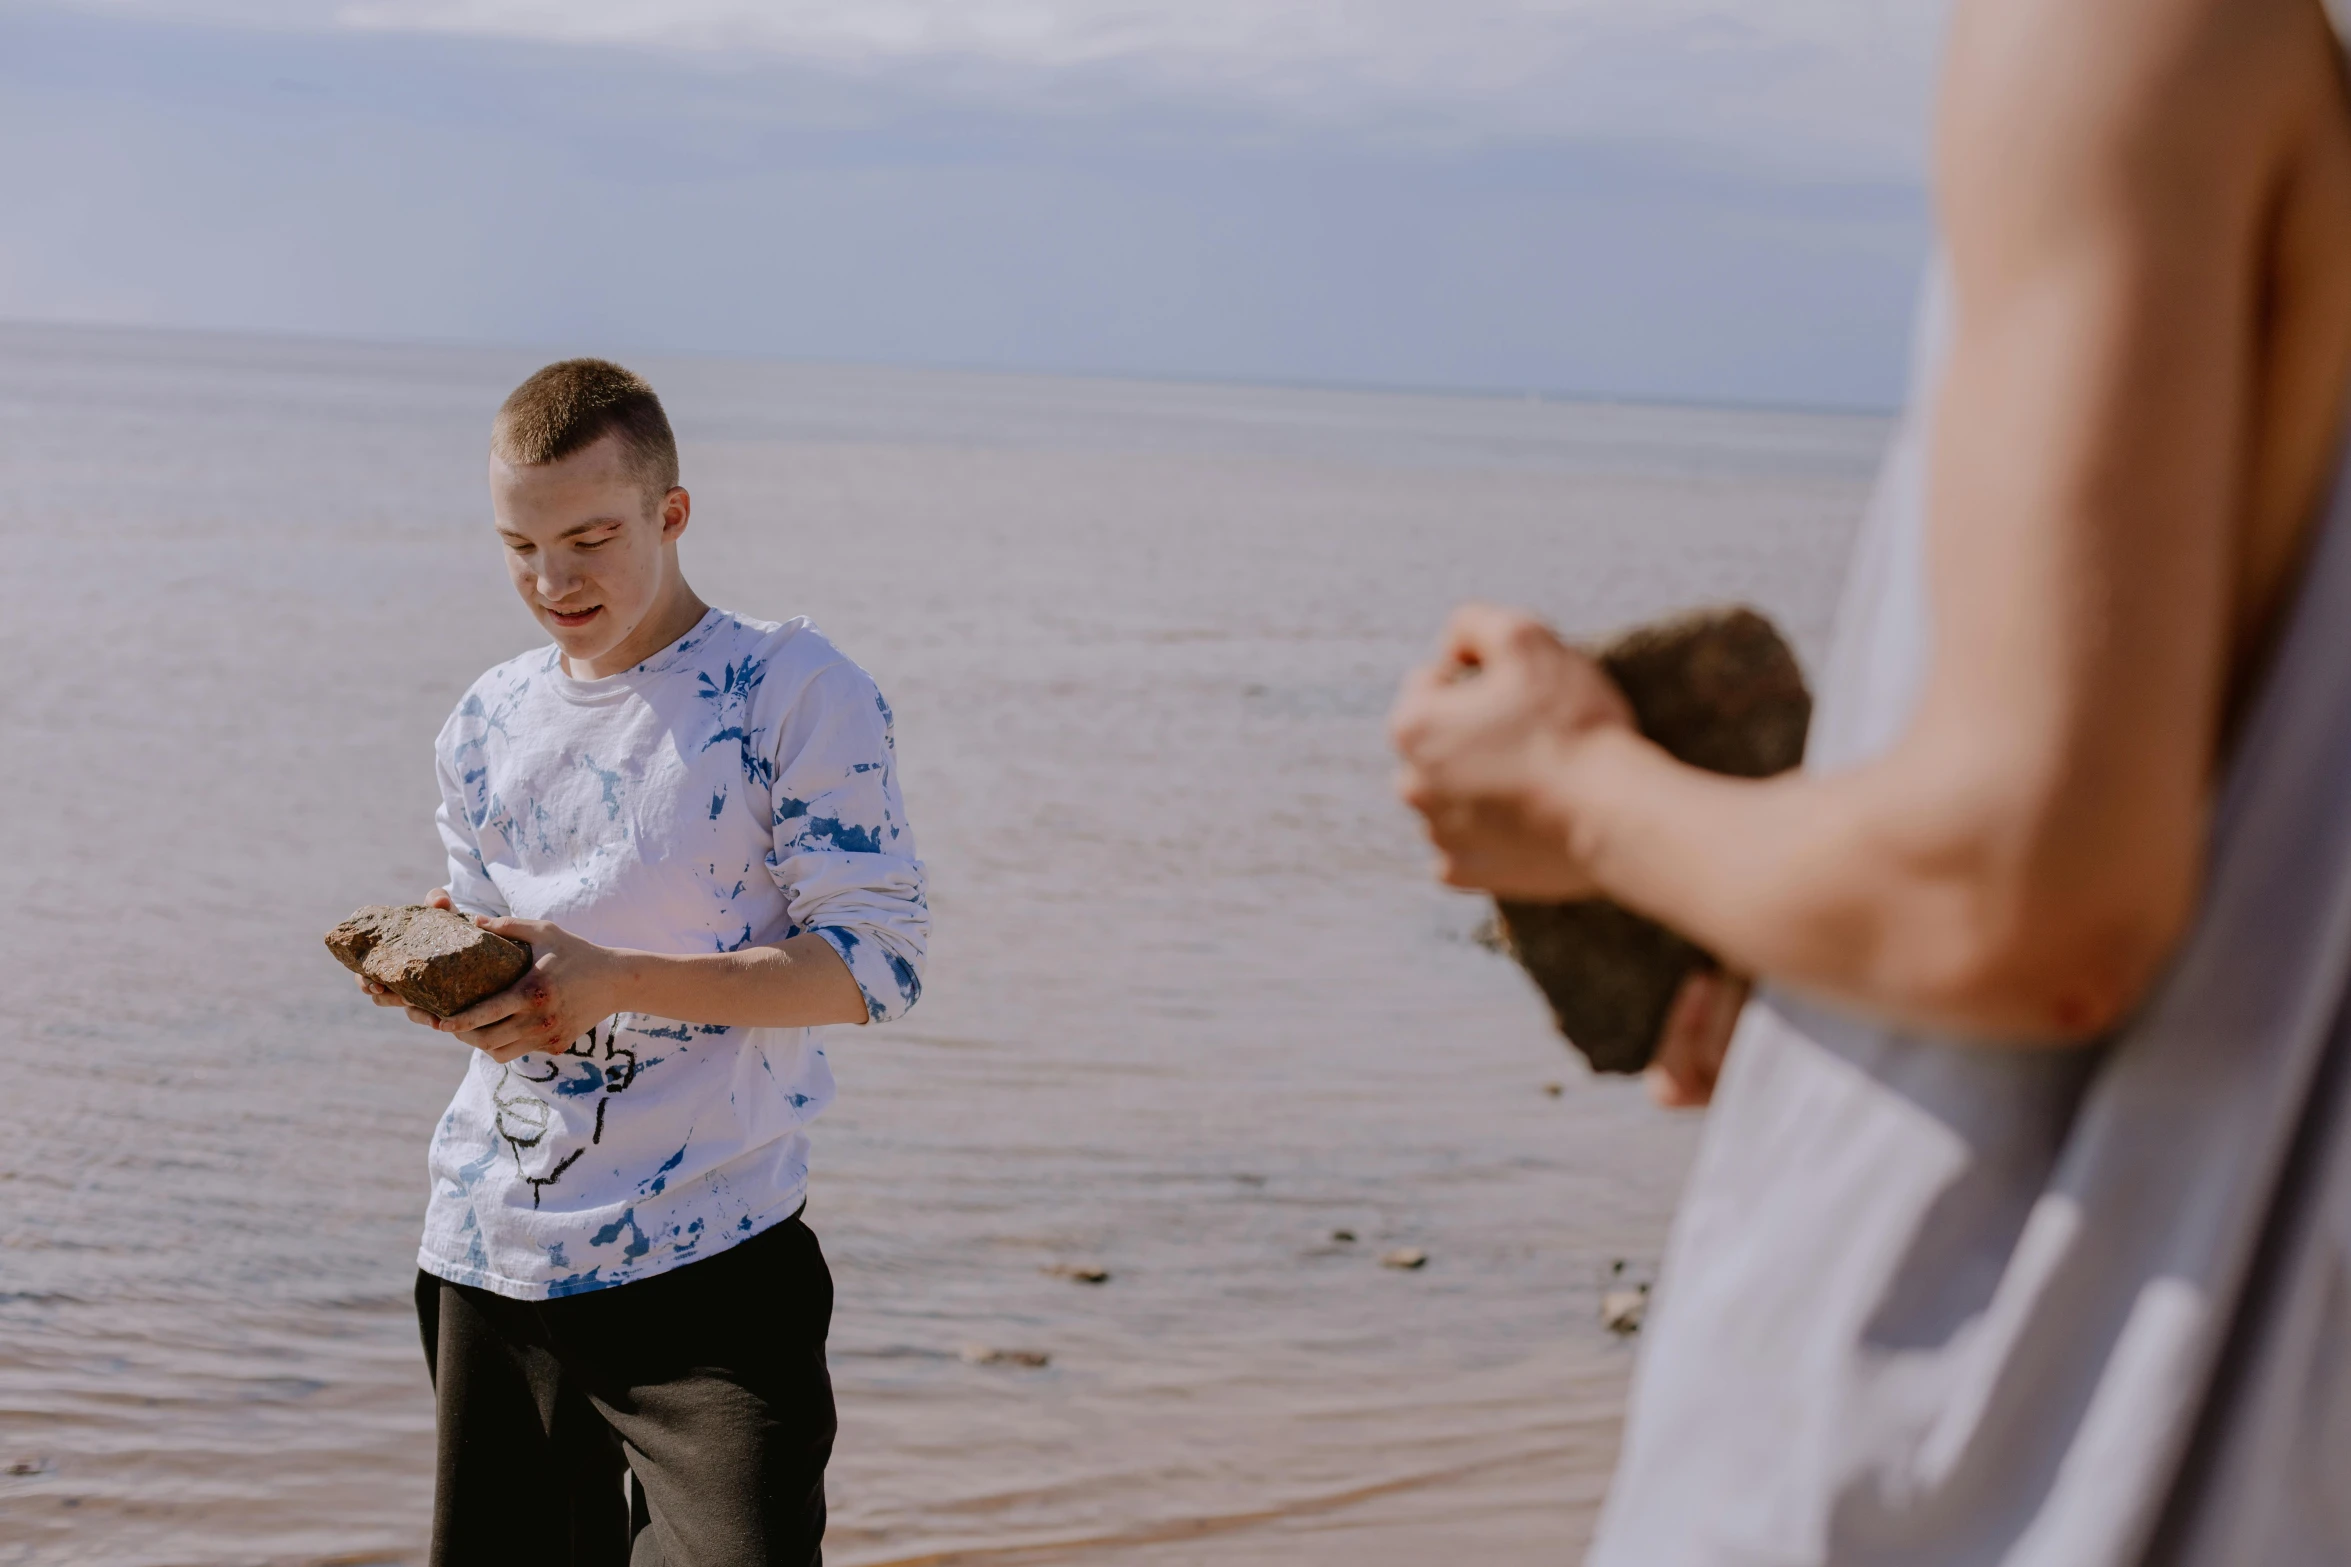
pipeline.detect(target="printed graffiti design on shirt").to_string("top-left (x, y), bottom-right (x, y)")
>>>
top-left (491, 1019), bottom-right (641, 1208)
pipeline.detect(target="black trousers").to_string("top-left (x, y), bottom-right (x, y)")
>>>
top-left (415, 1213), bottom-right (835, 1567)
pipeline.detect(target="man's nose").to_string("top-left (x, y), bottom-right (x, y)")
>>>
top-left (537, 556), bottom-right (583, 602)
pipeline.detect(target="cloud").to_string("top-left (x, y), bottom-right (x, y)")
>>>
top-left (65, 0), bottom-right (1946, 174)
top-left (5, 3), bottom-right (1933, 405)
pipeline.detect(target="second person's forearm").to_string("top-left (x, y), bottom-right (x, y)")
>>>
top-left (1554, 729), bottom-right (2152, 1042)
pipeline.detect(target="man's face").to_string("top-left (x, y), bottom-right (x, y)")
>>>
top-left (490, 433), bottom-right (688, 668)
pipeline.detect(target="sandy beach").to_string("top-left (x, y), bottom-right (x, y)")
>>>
top-left (0, 322), bottom-right (1881, 1565)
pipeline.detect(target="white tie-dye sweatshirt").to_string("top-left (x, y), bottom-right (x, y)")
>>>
top-left (417, 607), bottom-right (926, 1299)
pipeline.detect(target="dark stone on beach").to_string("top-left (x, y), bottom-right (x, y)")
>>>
top-left (1331, 1229), bottom-right (1357, 1244)
top-left (961, 1345), bottom-right (1052, 1369)
top-left (1495, 606), bottom-right (1811, 1076)
top-left (1044, 1263), bottom-right (1111, 1284)
top-left (1381, 1247), bottom-right (1428, 1270)
top-left (324, 904), bottom-right (533, 1019)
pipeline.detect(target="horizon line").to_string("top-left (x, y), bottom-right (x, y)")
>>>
top-left (0, 310), bottom-right (1905, 424)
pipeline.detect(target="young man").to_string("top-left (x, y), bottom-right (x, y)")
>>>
top-left (359, 358), bottom-right (926, 1566)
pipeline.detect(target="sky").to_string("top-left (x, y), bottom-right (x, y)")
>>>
top-left (0, 1), bottom-right (1944, 407)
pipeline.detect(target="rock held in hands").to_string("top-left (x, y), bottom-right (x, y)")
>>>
top-left (325, 904), bottom-right (533, 1019)
top-left (1493, 902), bottom-right (1715, 1077)
top-left (1495, 606), bottom-right (1811, 1075)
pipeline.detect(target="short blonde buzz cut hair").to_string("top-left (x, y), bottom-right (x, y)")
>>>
top-left (491, 358), bottom-right (680, 503)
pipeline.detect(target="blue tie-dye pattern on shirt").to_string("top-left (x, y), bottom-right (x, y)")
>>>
top-left (580, 754), bottom-right (627, 821)
top-left (802, 814), bottom-right (884, 855)
top-left (697, 656), bottom-right (776, 790)
top-left (420, 608), bottom-right (926, 1303)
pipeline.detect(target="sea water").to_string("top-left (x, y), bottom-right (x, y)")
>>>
top-left (0, 323), bottom-right (1883, 1565)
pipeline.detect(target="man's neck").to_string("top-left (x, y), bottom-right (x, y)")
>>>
top-left (569, 582), bottom-right (712, 679)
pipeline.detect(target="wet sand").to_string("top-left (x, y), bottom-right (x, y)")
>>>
top-left (0, 323), bottom-right (1880, 1565)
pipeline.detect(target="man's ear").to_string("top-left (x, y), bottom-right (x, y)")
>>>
top-left (659, 486), bottom-right (691, 542)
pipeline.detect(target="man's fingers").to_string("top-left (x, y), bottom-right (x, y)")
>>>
top-left (1440, 602), bottom-right (1546, 669)
top-left (463, 1016), bottom-right (571, 1060)
top-left (357, 973), bottom-right (431, 1016)
top-left (1647, 969), bottom-right (1750, 1109)
top-left (1439, 601), bottom-right (1519, 662)
top-left (453, 1008), bottom-right (538, 1050)
top-left (476, 915), bottom-right (548, 944)
top-left (1645, 1061), bottom-right (1705, 1109)
top-left (1387, 659), bottom-right (1473, 753)
top-left (438, 982), bottom-right (536, 1035)
top-left (1395, 760), bottom-right (1442, 816)
top-left (426, 888), bottom-right (455, 910)
top-left (458, 1025), bottom-right (525, 1054)
top-left (1390, 659), bottom-right (1515, 766)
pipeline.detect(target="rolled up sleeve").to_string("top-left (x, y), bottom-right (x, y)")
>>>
top-left (763, 661), bottom-right (929, 1022)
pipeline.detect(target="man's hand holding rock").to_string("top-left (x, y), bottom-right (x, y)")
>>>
top-left (429, 918), bottom-right (626, 1063)
top-left (359, 888), bottom-right (624, 1063)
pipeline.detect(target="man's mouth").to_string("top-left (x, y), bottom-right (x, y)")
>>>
top-left (544, 604), bottom-right (603, 629)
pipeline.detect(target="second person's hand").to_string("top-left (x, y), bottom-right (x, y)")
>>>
top-left (1389, 602), bottom-right (1639, 899)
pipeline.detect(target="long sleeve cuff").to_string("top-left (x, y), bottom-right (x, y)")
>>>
top-left (813, 924), bottom-right (925, 1023)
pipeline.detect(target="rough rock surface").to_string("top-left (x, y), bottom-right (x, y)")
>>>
top-left (324, 904), bottom-right (533, 1019)
top-left (1495, 605), bottom-right (1811, 1075)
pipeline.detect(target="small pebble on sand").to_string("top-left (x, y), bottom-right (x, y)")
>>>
top-left (1602, 1284), bottom-right (1650, 1335)
top-left (5, 1459), bottom-right (48, 1477)
top-left (1330, 1229), bottom-right (1357, 1244)
top-left (1043, 1263), bottom-right (1110, 1284)
top-left (1381, 1247), bottom-right (1428, 1270)
top-left (961, 1345), bottom-right (1052, 1368)
top-left (1543, 1082), bottom-right (1564, 1097)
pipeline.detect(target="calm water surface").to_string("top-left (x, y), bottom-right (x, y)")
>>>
top-left (0, 324), bottom-right (1882, 1564)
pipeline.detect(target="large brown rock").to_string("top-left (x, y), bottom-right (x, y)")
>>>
top-left (325, 904), bottom-right (533, 1019)
top-left (1495, 606), bottom-right (1811, 1075)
